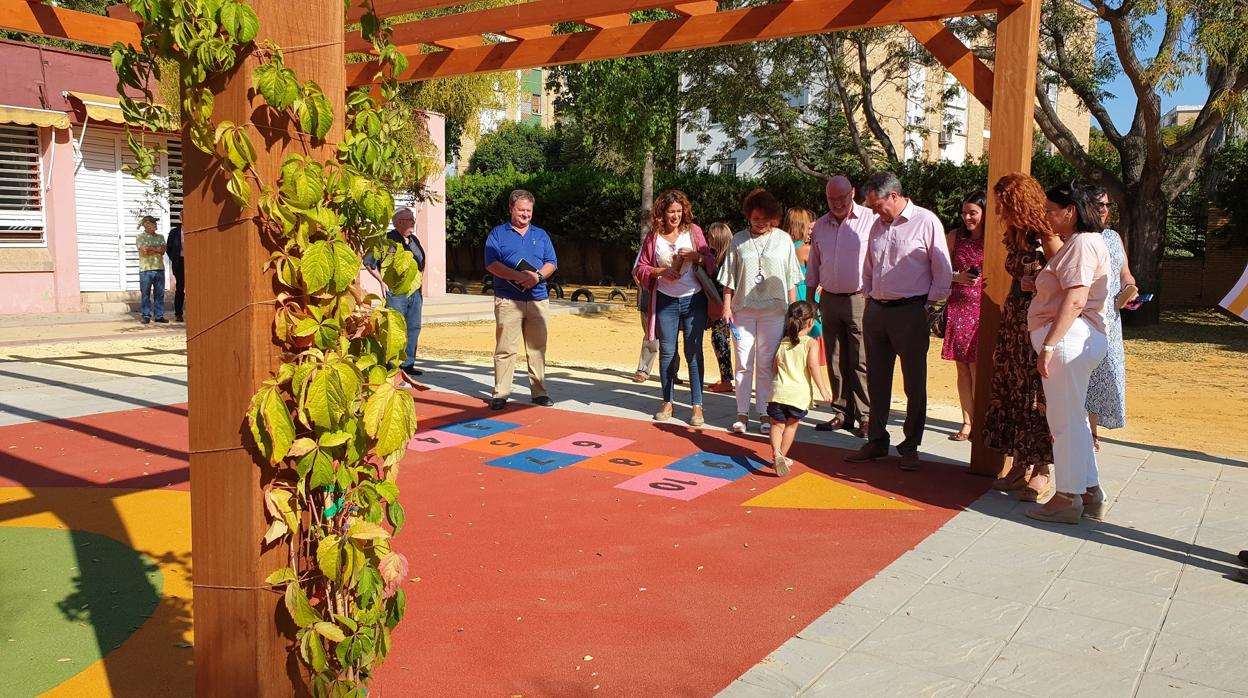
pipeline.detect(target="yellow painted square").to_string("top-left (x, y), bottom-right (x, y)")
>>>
top-left (460, 432), bottom-right (551, 457)
top-left (574, 449), bottom-right (675, 476)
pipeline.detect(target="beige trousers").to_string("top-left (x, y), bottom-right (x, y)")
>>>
top-left (493, 297), bottom-right (550, 399)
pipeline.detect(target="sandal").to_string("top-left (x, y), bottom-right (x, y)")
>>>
top-left (774, 454), bottom-right (791, 477)
top-left (992, 463), bottom-right (1031, 492)
top-left (948, 423), bottom-right (972, 441)
top-left (631, 371), bottom-right (649, 383)
top-left (653, 403), bottom-right (673, 422)
top-left (1019, 468), bottom-right (1053, 502)
top-left (707, 380), bottom-right (735, 393)
top-left (730, 415), bottom-right (748, 434)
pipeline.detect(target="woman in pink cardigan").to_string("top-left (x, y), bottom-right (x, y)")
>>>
top-left (633, 189), bottom-right (718, 426)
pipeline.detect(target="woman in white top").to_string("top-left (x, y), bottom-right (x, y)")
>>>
top-left (633, 190), bottom-right (716, 426)
top-left (718, 188), bottom-right (803, 435)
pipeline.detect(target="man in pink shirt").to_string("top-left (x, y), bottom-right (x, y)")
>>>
top-left (806, 175), bottom-right (876, 437)
top-left (847, 172), bottom-right (952, 470)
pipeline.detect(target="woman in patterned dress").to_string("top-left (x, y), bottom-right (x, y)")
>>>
top-left (981, 174), bottom-right (1063, 498)
top-left (1085, 188), bottom-right (1134, 449)
top-left (941, 192), bottom-right (986, 441)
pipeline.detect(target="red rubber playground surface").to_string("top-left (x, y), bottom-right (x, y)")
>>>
top-left (1, 390), bottom-right (986, 696)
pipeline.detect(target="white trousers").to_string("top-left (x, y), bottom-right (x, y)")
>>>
top-left (637, 339), bottom-right (659, 374)
top-left (1031, 318), bottom-right (1108, 494)
top-left (733, 308), bottom-right (786, 417)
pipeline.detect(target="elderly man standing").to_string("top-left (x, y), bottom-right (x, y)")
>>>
top-left (136, 215), bottom-right (168, 324)
top-left (365, 207), bottom-right (426, 378)
top-left (847, 172), bottom-right (952, 470)
top-left (485, 189), bottom-right (558, 410)
top-left (806, 175), bottom-right (876, 438)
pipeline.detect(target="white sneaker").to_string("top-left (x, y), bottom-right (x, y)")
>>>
top-left (774, 455), bottom-right (791, 477)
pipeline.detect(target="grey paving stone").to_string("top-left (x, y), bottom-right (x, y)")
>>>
top-left (716, 679), bottom-right (794, 698)
top-left (1036, 577), bottom-right (1169, 629)
top-left (1060, 551), bottom-right (1182, 597)
top-left (898, 585), bottom-right (1030, 640)
top-left (1171, 565), bottom-right (1248, 613)
top-left (875, 549), bottom-right (957, 585)
top-left (796, 603), bottom-right (887, 650)
top-left (1135, 672), bottom-right (1241, 697)
top-left (1147, 629), bottom-right (1248, 694)
top-left (1117, 481), bottom-right (1212, 508)
top-left (1140, 454), bottom-right (1227, 479)
top-left (1009, 606), bottom-right (1155, 671)
top-left (802, 651), bottom-right (972, 697)
top-left (914, 527), bottom-right (985, 558)
top-left (1216, 465), bottom-right (1248, 483)
top-left (931, 557), bottom-right (1061, 605)
top-left (980, 642), bottom-right (1138, 697)
top-left (854, 614), bottom-right (1005, 681)
top-left (966, 687), bottom-right (1031, 698)
top-left (839, 572), bottom-right (925, 615)
top-left (736, 637), bottom-right (844, 694)
top-left (1161, 599), bottom-right (1248, 648)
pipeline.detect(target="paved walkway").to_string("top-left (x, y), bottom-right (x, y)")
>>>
top-left (1, 345), bottom-right (1245, 697)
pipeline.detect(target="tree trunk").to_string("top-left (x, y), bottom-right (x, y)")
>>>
top-left (1119, 181), bottom-right (1167, 324)
top-left (640, 148), bottom-right (655, 244)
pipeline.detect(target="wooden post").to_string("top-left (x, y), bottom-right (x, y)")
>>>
top-left (970, 0), bottom-right (1041, 476)
top-left (185, 1), bottom-right (343, 694)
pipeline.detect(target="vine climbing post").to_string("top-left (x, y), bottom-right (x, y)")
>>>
top-left (185, 1), bottom-right (343, 693)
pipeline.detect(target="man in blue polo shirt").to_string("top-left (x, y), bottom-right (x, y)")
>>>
top-left (484, 189), bottom-right (558, 410)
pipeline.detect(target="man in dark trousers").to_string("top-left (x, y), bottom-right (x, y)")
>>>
top-left (167, 222), bottom-right (185, 321)
top-left (365, 207), bottom-right (426, 378)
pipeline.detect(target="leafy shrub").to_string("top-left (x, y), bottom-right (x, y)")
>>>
top-left (468, 121), bottom-right (559, 174)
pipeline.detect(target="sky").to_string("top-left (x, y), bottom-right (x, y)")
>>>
top-left (1098, 10), bottom-right (1210, 133)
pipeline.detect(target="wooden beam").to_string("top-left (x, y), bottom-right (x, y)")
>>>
top-left (504, 25), bottom-right (554, 40)
top-left (347, 0), bottom-right (683, 54)
top-left (0, 0), bottom-right (140, 47)
top-left (904, 19), bottom-right (994, 111)
top-left (187, 0), bottom-right (344, 693)
top-left (970, 0), bottom-right (1042, 477)
top-left (581, 13), bottom-right (633, 29)
top-left (669, 1), bottom-right (718, 17)
top-left (430, 35), bottom-right (485, 50)
top-left (346, 0), bottom-right (467, 24)
top-left (348, 0), bottom-right (1000, 85)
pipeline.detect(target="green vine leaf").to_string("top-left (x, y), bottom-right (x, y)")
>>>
top-left (373, 480), bottom-right (399, 504)
top-left (247, 385), bottom-right (295, 464)
top-left (280, 159), bottom-right (325, 210)
top-left (266, 567), bottom-right (298, 586)
top-left (296, 82), bottom-right (335, 140)
top-left (306, 367), bottom-right (349, 430)
top-left (286, 583), bottom-right (322, 628)
top-left (347, 521), bottom-right (389, 541)
top-left (219, 1), bottom-right (260, 44)
top-left (363, 382), bottom-right (417, 458)
top-left (314, 621), bottom-right (346, 643)
top-left (302, 241), bottom-right (334, 292)
top-left (301, 631), bottom-right (329, 673)
top-left (263, 519), bottom-right (288, 545)
top-left (387, 501), bottom-right (406, 536)
top-left (317, 534), bottom-right (343, 582)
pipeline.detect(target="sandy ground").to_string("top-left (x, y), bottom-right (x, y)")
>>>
top-left (3, 308), bottom-right (1244, 459)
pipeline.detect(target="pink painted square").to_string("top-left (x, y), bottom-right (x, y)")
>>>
top-left (540, 432), bottom-right (634, 457)
top-left (614, 468), bottom-right (732, 501)
top-left (406, 429), bottom-right (475, 452)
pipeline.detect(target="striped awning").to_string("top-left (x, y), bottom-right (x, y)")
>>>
top-left (0, 104), bottom-right (70, 129)
top-left (66, 91), bottom-right (126, 124)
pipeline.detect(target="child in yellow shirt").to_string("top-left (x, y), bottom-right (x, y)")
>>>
top-left (768, 301), bottom-right (834, 476)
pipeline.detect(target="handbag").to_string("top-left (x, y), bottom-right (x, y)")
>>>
top-left (929, 303), bottom-right (948, 339)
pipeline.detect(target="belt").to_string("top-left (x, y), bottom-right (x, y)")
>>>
top-left (869, 294), bottom-right (928, 307)
top-left (825, 290), bottom-right (861, 297)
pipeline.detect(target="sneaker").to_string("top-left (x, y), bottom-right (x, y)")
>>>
top-left (141, 317), bottom-right (151, 324)
top-left (845, 442), bottom-right (888, 463)
top-left (154, 317), bottom-right (169, 324)
top-left (774, 455), bottom-right (791, 477)
top-left (401, 365), bottom-right (423, 377)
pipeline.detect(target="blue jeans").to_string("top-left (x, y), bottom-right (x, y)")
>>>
top-left (655, 290), bottom-right (707, 405)
top-left (139, 269), bottom-right (165, 319)
top-left (386, 290), bottom-right (423, 367)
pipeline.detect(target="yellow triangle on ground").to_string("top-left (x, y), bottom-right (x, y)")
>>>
top-left (742, 472), bottom-right (920, 511)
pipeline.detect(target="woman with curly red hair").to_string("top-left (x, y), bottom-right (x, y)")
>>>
top-left (980, 173), bottom-right (1063, 500)
top-left (632, 189), bottom-right (716, 426)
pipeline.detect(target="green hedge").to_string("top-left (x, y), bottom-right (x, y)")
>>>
top-left (445, 156), bottom-right (1085, 248)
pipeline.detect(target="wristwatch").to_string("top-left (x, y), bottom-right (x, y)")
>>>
top-left (535, 271), bottom-right (546, 283)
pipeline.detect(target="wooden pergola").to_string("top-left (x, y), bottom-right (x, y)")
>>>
top-left (2, 0), bottom-right (1040, 693)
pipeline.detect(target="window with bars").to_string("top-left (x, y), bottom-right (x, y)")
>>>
top-left (0, 124), bottom-right (45, 246)
top-left (167, 138), bottom-right (183, 226)
top-left (530, 94), bottom-right (541, 115)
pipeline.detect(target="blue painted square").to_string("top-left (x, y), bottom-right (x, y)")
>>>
top-left (438, 418), bottom-right (521, 439)
top-left (485, 448), bottom-right (586, 474)
top-left (664, 451), bottom-right (764, 481)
